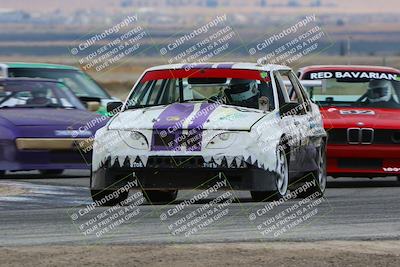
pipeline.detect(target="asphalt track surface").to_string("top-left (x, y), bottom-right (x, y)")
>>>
top-left (0, 170), bottom-right (399, 246)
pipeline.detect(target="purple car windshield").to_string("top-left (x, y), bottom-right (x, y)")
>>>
top-left (0, 80), bottom-right (86, 110)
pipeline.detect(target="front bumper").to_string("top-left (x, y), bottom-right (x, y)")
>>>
top-left (0, 139), bottom-right (92, 171)
top-left (327, 144), bottom-right (400, 177)
top-left (91, 156), bottom-right (278, 191)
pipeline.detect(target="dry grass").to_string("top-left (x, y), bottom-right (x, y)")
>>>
top-left (1, 241), bottom-right (400, 267)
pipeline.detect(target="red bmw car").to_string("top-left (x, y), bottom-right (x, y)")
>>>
top-left (298, 65), bottom-right (400, 181)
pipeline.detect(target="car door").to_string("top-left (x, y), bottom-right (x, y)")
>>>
top-left (273, 71), bottom-right (303, 172)
top-left (287, 71), bottom-right (322, 172)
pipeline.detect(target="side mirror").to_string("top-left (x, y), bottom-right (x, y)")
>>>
top-left (86, 101), bottom-right (100, 112)
top-left (107, 101), bottom-right (123, 113)
top-left (79, 96), bottom-right (102, 103)
top-left (78, 96), bottom-right (102, 111)
top-left (280, 102), bottom-right (303, 117)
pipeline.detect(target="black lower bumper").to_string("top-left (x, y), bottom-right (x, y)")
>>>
top-left (91, 165), bottom-right (278, 192)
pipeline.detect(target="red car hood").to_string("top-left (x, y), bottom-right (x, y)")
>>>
top-left (321, 107), bottom-right (400, 129)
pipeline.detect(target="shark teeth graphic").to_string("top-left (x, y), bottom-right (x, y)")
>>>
top-left (253, 160), bottom-right (259, 168)
top-left (97, 154), bottom-right (267, 170)
top-left (220, 156), bottom-right (228, 167)
top-left (226, 156), bottom-right (235, 167)
top-left (101, 155), bottom-right (145, 168)
top-left (229, 158), bottom-right (237, 168)
top-left (128, 156), bottom-right (136, 167)
top-left (138, 156), bottom-right (148, 167)
top-left (245, 155), bottom-right (252, 165)
top-left (117, 156), bottom-right (125, 168)
top-left (235, 156), bottom-right (242, 167)
top-left (203, 155), bottom-right (212, 163)
top-left (123, 156), bottom-right (130, 167)
top-left (213, 156), bottom-right (223, 166)
top-left (111, 156), bottom-right (118, 167)
top-left (99, 158), bottom-right (105, 168)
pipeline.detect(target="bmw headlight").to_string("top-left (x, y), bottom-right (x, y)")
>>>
top-left (206, 132), bottom-right (237, 149)
top-left (119, 131), bottom-right (149, 150)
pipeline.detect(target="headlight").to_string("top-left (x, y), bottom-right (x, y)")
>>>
top-left (119, 131), bottom-right (149, 150)
top-left (206, 132), bottom-right (236, 149)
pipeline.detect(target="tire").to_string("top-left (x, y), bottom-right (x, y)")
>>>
top-left (142, 190), bottom-right (178, 204)
top-left (40, 169), bottom-right (64, 176)
top-left (91, 189), bottom-right (129, 206)
top-left (297, 141), bottom-right (327, 198)
top-left (0, 171), bottom-right (5, 178)
top-left (397, 176), bottom-right (400, 183)
top-left (251, 145), bottom-right (289, 202)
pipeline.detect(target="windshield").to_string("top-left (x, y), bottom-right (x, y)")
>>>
top-left (0, 80), bottom-right (86, 109)
top-left (126, 69), bottom-right (275, 111)
top-left (8, 68), bottom-right (110, 99)
top-left (303, 71), bottom-right (400, 109)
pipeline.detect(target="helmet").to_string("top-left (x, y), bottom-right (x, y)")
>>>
top-left (227, 79), bottom-right (259, 102)
top-left (32, 87), bottom-right (48, 98)
top-left (367, 80), bottom-right (393, 103)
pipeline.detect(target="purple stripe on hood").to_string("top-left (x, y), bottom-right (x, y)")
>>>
top-left (151, 103), bottom-right (195, 151)
top-left (186, 103), bottom-right (220, 151)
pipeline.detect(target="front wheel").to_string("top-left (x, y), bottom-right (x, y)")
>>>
top-left (297, 142), bottom-right (327, 198)
top-left (0, 171), bottom-right (5, 178)
top-left (142, 190), bottom-right (178, 204)
top-left (91, 189), bottom-right (129, 206)
top-left (251, 145), bottom-right (289, 202)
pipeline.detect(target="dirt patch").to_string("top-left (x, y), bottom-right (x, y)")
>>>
top-left (1, 241), bottom-right (399, 267)
top-left (0, 185), bottom-right (27, 197)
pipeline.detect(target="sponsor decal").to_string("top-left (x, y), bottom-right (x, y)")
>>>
top-left (167, 116), bottom-right (181, 121)
top-left (55, 130), bottom-right (91, 137)
top-left (217, 109), bottom-right (246, 121)
top-left (309, 71), bottom-right (398, 81)
top-left (339, 110), bottom-right (375, 115)
top-left (260, 71), bottom-right (269, 79)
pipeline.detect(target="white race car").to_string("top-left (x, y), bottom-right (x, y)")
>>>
top-left (91, 63), bottom-right (327, 205)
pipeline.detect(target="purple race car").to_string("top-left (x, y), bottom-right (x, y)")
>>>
top-left (0, 78), bottom-right (107, 177)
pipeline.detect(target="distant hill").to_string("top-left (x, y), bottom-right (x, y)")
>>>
top-left (0, 0), bottom-right (399, 15)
